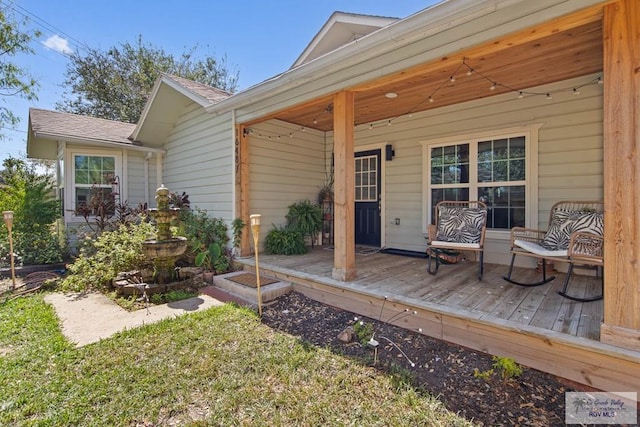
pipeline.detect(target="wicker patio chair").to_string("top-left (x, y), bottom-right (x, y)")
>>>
top-left (426, 200), bottom-right (488, 280)
top-left (502, 200), bottom-right (604, 302)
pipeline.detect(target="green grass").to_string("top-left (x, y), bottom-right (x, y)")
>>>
top-left (0, 294), bottom-right (473, 426)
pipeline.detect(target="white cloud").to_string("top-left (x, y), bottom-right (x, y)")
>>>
top-left (43, 35), bottom-right (74, 55)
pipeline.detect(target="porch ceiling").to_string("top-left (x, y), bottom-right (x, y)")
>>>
top-left (273, 20), bottom-right (603, 132)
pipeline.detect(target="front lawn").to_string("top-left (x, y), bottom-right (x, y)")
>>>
top-left (0, 294), bottom-right (472, 426)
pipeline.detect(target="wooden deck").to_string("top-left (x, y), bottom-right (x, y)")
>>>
top-left (236, 247), bottom-right (640, 396)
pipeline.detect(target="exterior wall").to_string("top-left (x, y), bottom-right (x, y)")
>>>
top-left (125, 150), bottom-right (158, 209)
top-left (248, 120), bottom-right (326, 244)
top-left (348, 74), bottom-right (603, 264)
top-left (162, 103), bottom-right (234, 222)
top-left (61, 144), bottom-right (158, 249)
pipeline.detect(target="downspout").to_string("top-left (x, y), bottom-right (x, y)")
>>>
top-left (144, 152), bottom-right (153, 205)
top-left (231, 109), bottom-right (236, 220)
top-left (156, 154), bottom-right (163, 203)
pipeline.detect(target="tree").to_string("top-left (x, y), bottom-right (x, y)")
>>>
top-left (58, 36), bottom-right (239, 123)
top-left (0, 5), bottom-right (41, 138)
top-left (0, 157), bottom-right (63, 265)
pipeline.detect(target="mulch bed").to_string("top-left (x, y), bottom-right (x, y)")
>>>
top-left (261, 291), bottom-right (600, 426)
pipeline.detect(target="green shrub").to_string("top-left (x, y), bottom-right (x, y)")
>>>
top-left (353, 319), bottom-right (374, 346)
top-left (14, 229), bottom-right (64, 265)
top-left (179, 208), bottom-right (232, 273)
top-left (180, 208), bottom-right (229, 248)
top-left (264, 226), bottom-right (307, 255)
top-left (0, 157), bottom-right (64, 265)
top-left (492, 356), bottom-right (523, 382)
top-left (59, 221), bottom-right (157, 292)
top-left (286, 200), bottom-right (322, 246)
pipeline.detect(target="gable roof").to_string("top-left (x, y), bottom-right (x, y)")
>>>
top-left (161, 74), bottom-right (232, 105)
top-left (292, 12), bottom-right (399, 68)
top-left (131, 74), bottom-right (232, 144)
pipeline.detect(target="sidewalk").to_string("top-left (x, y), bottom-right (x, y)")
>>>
top-left (45, 291), bottom-right (224, 347)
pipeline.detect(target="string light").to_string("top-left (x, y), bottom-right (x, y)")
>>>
top-left (244, 59), bottom-right (602, 139)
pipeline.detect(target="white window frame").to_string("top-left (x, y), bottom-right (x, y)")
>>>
top-left (421, 124), bottom-right (540, 239)
top-left (66, 149), bottom-right (124, 222)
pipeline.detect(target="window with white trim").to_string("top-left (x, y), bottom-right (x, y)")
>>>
top-left (424, 126), bottom-right (538, 234)
top-left (72, 154), bottom-right (117, 216)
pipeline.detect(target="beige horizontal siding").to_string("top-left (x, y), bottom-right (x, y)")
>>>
top-left (355, 74), bottom-right (603, 261)
top-left (162, 104), bottom-right (234, 222)
top-left (248, 121), bottom-right (325, 243)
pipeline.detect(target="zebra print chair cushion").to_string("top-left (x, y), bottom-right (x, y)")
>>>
top-left (541, 210), bottom-right (604, 251)
top-left (435, 206), bottom-right (486, 244)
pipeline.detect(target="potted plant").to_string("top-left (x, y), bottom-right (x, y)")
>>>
top-left (286, 200), bottom-right (322, 248)
top-left (318, 182), bottom-right (333, 204)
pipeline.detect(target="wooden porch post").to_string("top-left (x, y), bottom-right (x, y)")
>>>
top-left (236, 124), bottom-right (252, 257)
top-left (600, 0), bottom-right (640, 351)
top-left (332, 91), bottom-right (357, 281)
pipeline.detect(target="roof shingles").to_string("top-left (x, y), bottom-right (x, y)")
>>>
top-left (29, 108), bottom-right (137, 145)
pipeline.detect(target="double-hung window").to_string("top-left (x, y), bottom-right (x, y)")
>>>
top-left (72, 154), bottom-right (118, 216)
top-left (423, 125), bottom-right (539, 236)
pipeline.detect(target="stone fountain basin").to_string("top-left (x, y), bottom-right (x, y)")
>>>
top-left (142, 237), bottom-right (188, 258)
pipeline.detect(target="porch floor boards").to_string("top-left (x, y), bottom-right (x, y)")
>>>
top-left (251, 248), bottom-right (602, 341)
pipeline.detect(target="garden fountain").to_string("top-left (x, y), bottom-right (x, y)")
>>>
top-left (142, 184), bottom-right (188, 285)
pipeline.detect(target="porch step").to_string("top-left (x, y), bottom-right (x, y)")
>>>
top-left (211, 271), bottom-right (292, 306)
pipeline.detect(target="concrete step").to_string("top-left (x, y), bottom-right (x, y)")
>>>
top-left (211, 271), bottom-right (292, 305)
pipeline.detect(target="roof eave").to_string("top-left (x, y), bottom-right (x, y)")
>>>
top-left (205, 0), bottom-right (607, 117)
top-left (31, 131), bottom-right (165, 154)
top-left (131, 74), bottom-right (213, 141)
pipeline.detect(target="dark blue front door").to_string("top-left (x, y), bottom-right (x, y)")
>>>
top-left (355, 149), bottom-right (381, 246)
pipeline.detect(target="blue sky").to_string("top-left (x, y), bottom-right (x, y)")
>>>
top-left (1, 0), bottom-right (440, 164)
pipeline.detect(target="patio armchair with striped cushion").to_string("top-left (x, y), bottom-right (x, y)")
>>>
top-left (502, 200), bottom-right (604, 302)
top-left (426, 200), bottom-right (488, 280)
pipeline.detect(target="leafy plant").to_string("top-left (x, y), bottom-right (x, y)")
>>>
top-left (195, 242), bottom-right (222, 272)
top-left (231, 217), bottom-right (245, 251)
top-left (472, 368), bottom-right (494, 380)
top-left (318, 183), bottom-right (333, 204)
top-left (492, 356), bottom-right (522, 382)
top-left (264, 226), bottom-right (306, 255)
top-left (0, 157), bottom-right (64, 265)
top-left (353, 318), bottom-right (374, 346)
top-left (59, 221), bottom-right (157, 292)
top-left (73, 177), bottom-right (146, 234)
top-left (472, 357), bottom-right (522, 383)
top-left (285, 200), bottom-right (322, 247)
top-left (169, 191), bottom-right (191, 210)
top-left (179, 207), bottom-right (231, 273)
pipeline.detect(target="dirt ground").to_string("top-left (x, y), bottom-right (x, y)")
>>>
top-left (260, 291), bottom-right (597, 427)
